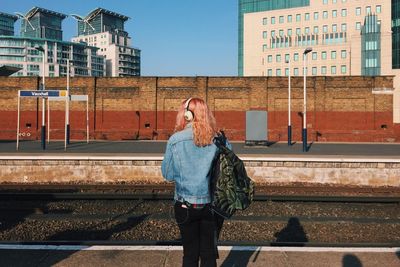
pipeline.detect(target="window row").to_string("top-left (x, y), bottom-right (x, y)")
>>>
top-left (266, 65), bottom-right (347, 76)
top-left (265, 50), bottom-right (347, 64)
top-left (262, 5), bottom-right (381, 25)
top-left (263, 23), bottom-right (351, 39)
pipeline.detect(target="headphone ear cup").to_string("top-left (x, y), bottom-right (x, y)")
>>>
top-left (184, 110), bottom-right (194, 121)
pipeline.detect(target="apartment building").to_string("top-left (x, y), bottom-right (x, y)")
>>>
top-left (71, 8), bottom-right (140, 77)
top-left (0, 12), bottom-right (18, 36)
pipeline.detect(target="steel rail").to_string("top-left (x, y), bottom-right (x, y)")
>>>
top-left (2, 212), bottom-right (398, 224)
top-left (0, 192), bottom-right (399, 203)
top-left (0, 240), bottom-right (398, 248)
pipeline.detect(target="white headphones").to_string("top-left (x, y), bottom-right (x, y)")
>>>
top-left (184, 98), bottom-right (194, 121)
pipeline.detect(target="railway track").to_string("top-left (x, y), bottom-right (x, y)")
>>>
top-left (0, 186), bottom-right (398, 247)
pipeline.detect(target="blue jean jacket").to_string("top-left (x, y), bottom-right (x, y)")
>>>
top-left (161, 124), bottom-right (230, 204)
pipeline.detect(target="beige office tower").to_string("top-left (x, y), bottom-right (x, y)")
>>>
top-left (240, 0), bottom-right (400, 122)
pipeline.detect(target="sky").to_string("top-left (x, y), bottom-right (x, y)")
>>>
top-left (1, 0), bottom-right (238, 76)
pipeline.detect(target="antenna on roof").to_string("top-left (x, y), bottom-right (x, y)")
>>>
top-left (70, 14), bottom-right (95, 33)
top-left (15, 12), bottom-right (35, 32)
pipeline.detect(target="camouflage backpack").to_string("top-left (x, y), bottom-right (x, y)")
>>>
top-left (209, 132), bottom-right (255, 219)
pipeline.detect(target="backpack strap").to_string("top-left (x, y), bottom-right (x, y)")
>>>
top-left (214, 131), bottom-right (227, 148)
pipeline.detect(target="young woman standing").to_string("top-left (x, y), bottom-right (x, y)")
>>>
top-left (161, 97), bottom-right (228, 267)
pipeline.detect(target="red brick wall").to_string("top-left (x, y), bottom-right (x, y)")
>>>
top-left (0, 76), bottom-right (397, 142)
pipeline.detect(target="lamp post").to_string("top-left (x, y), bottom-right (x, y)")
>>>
top-left (35, 45), bottom-right (46, 150)
top-left (286, 58), bottom-right (291, 146)
top-left (302, 47), bottom-right (312, 152)
top-left (66, 59), bottom-right (71, 145)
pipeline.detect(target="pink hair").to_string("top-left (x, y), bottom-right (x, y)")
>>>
top-left (174, 98), bottom-right (217, 146)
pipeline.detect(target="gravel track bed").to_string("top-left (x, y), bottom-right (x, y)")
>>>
top-left (0, 219), bottom-right (398, 243)
top-left (0, 200), bottom-right (398, 219)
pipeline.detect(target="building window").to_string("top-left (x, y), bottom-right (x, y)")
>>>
top-left (331, 66), bottom-right (337, 74)
top-left (332, 24), bottom-right (337, 32)
top-left (332, 0), bottom-right (337, 3)
top-left (305, 13), bottom-right (310, 21)
top-left (356, 7), bottom-right (361, 16)
top-left (276, 54), bottom-right (281, 62)
top-left (341, 65), bottom-right (347, 74)
top-left (285, 54), bottom-right (290, 62)
top-left (276, 68), bottom-right (282, 76)
top-left (268, 55), bottom-right (272, 62)
top-left (366, 6), bottom-right (371, 14)
top-left (267, 69), bottom-right (272, 76)
top-left (279, 30), bottom-right (284, 37)
top-left (294, 68), bottom-right (299, 76)
top-left (263, 31), bottom-right (268, 38)
top-left (323, 11), bottom-right (328, 19)
top-left (263, 18), bottom-right (268, 25)
top-left (312, 67), bottom-right (317, 75)
top-left (321, 66), bottom-right (327, 74)
top-left (285, 68), bottom-right (289, 76)
top-left (312, 52), bottom-right (317, 60)
top-left (305, 27), bottom-right (310, 34)
top-left (331, 51), bottom-right (337, 59)
top-left (263, 44), bottom-right (268, 51)
top-left (332, 10), bottom-right (337, 18)
top-left (341, 23), bottom-right (347, 32)
top-left (314, 12), bottom-right (319, 20)
top-left (314, 26), bottom-right (319, 34)
top-left (296, 28), bottom-right (301, 35)
top-left (376, 5), bottom-right (381, 14)
top-left (341, 9), bottom-right (347, 17)
top-left (279, 16), bottom-right (284, 23)
top-left (271, 17), bottom-right (276, 24)
top-left (323, 0), bottom-right (328, 4)
top-left (288, 29), bottom-right (292, 36)
top-left (356, 22), bottom-right (361, 30)
top-left (294, 53), bottom-right (299, 61)
top-left (271, 30), bottom-right (275, 37)
top-left (322, 51), bottom-right (327, 60)
top-left (341, 50), bottom-right (347, 58)
top-left (296, 14), bottom-right (301, 22)
top-left (287, 15), bottom-right (292, 22)
top-left (323, 25), bottom-right (328, 33)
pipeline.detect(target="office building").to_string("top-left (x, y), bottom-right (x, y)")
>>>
top-left (0, 7), bottom-right (105, 77)
top-left (239, 0), bottom-right (400, 121)
top-left (0, 12), bottom-right (18, 36)
top-left (72, 8), bottom-right (140, 77)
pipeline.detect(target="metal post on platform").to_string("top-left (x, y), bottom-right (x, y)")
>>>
top-left (66, 59), bottom-right (71, 145)
top-left (16, 91), bottom-right (20, 150)
top-left (286, 58), bottom-right (292, 146)
top-left (35, 45), bottom-right (46, 150)
top-left (303, 47), bottom-right (312, 152)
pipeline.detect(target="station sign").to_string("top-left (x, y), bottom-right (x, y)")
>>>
top-left (20, 90), bottom-right (67, 98)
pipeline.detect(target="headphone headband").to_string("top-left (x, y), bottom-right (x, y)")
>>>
top-left (184, 98), bottom-right (194, 121)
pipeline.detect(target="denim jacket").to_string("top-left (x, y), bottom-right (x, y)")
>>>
top-left (161, 124), bottom-right (230, 204)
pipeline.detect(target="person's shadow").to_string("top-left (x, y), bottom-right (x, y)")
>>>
top-left (273, 217), bottom-right (308, 246)
top-left (220, 246), bottom-right (260, 267)
top-left (342, 254), bottom-right (362, 267)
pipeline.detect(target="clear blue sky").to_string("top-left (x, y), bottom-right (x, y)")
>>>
top-left (2, 0), bottom-right (238, 76)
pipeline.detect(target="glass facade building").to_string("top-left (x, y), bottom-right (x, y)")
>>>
top-left (0, 12), bottom-right (18, 36)
top-left (0, 36), bottom-right (105, 77)
top-left (20, 7), bottom-right (67, 41)
top-left (393, 0), bottom-right (400, 69)
top-left (361, 15), bottom-right (381, 76)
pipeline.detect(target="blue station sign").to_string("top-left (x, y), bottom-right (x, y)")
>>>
top-left (20, 90), bottom-right (67, 98)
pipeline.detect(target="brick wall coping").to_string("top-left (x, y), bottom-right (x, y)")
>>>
top-left (1, 155), bottom-right (400, 163)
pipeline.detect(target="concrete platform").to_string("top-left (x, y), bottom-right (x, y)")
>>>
top-left (0, 245), bottom-right (398, 267)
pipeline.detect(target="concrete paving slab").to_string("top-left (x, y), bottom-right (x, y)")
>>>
top-left (0, 246), bottom-right (399, 267)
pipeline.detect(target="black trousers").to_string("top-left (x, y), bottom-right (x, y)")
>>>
top-left (174, 202), bottom-right (223, 267)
